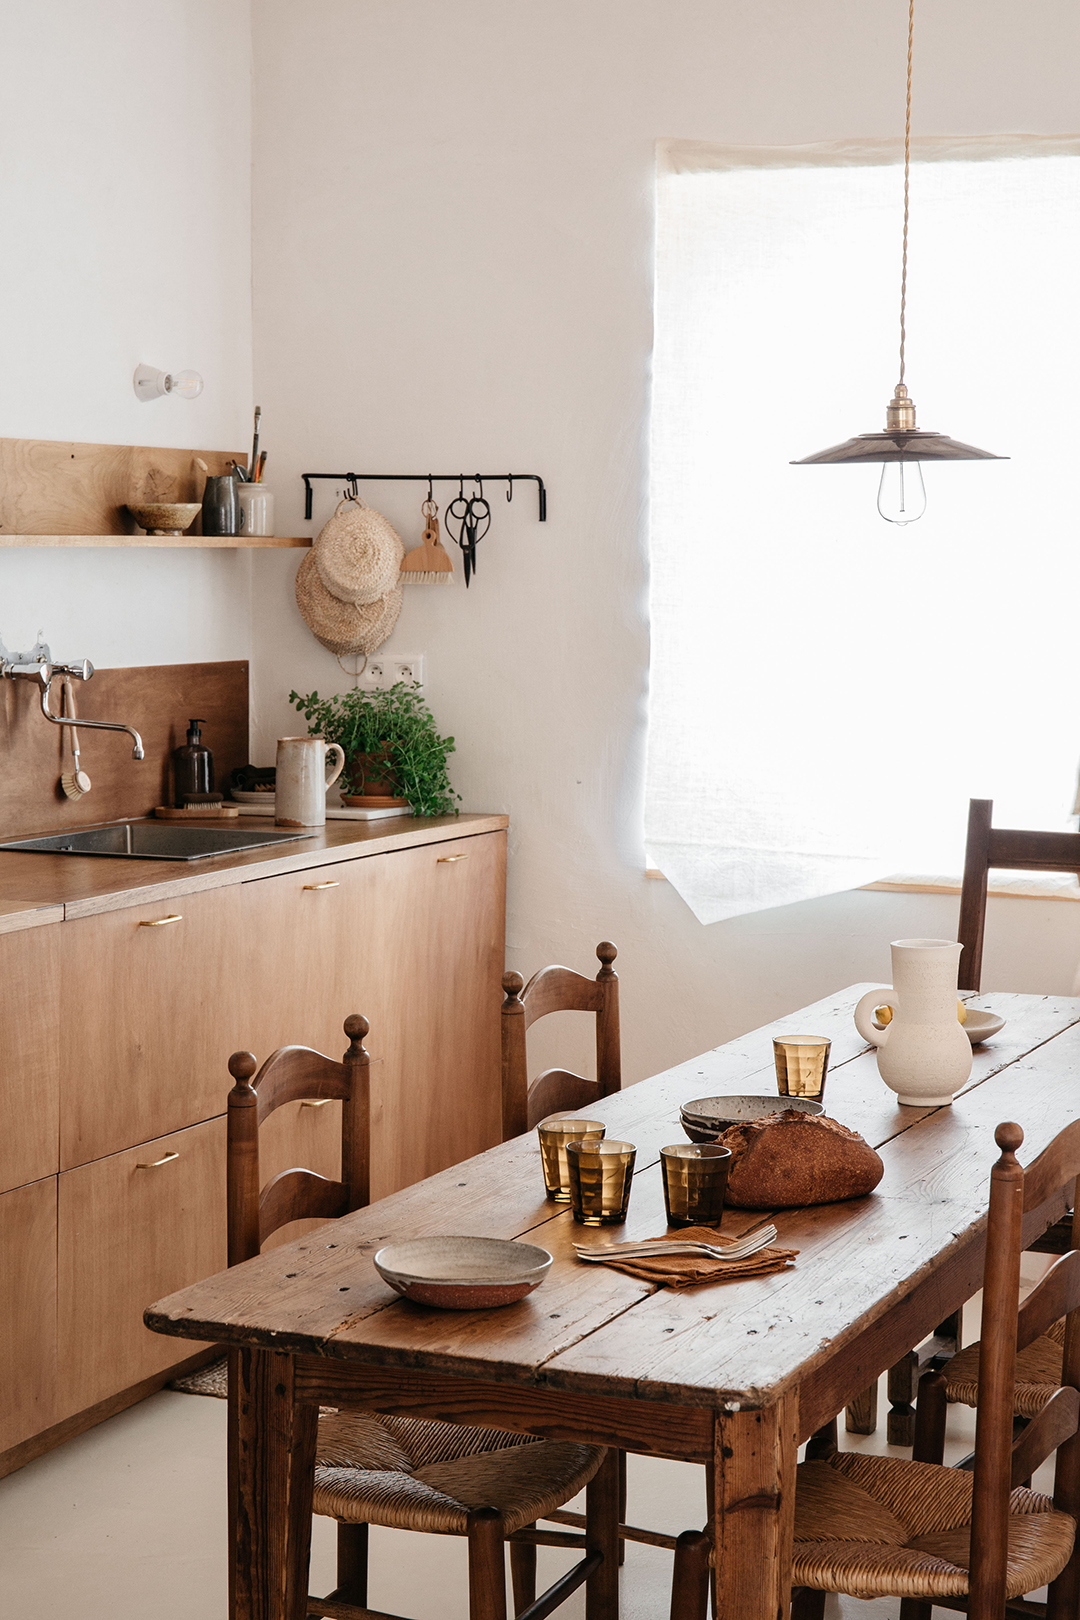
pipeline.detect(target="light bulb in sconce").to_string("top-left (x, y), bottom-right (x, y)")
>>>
top-left (876, 459), bottom-right (927, 525)
top-left (133, 364), bottom-right (204, 401)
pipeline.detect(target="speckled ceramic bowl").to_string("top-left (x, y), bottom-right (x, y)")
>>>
top-left (680, 1093), bottom-right (823, 1142)
top-left (373, 1235), bottom-right (553, 1309)
top-left (126, 502), bottom-right (202, 536)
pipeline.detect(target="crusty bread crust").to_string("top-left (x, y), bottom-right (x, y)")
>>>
top-left (718, 1109), bottom-right (884, 1208)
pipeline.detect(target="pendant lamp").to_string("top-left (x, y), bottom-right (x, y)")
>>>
top-left (792, 0), bottom-right (1006, 523)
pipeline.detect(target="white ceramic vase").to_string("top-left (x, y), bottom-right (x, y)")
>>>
top-left (275, 736), bottom-right (345, 827)
top-left (853, 938), bottom-right (972, 1106)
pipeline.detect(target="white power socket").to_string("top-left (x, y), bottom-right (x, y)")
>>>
top-left (359, 654), bottom-right (425, 689)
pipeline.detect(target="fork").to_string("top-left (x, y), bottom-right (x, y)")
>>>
top-left (573, 1224), bottom-right (777, 1263)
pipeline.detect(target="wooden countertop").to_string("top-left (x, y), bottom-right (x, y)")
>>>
top-left (0, 813), bottom-right (508, 920)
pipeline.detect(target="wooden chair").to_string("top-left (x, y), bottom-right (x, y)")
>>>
top-left (227, 1013), bottom-right (621, 1620)
top-left (500, 941), bottom-right (621, 1138)
top-left (671, 1118), bottom-right (1080, 1620)
top-left (959, 797), bottom-right (1080, 992)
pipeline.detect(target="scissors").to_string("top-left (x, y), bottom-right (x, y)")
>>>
top-left (444, 477), bottom-right (491, 587)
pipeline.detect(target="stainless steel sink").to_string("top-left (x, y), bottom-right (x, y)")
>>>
top-left (0, 820), bottom-right (317, 861)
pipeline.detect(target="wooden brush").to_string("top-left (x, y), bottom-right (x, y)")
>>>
top-left (400, 504), bottom-right (454, 584)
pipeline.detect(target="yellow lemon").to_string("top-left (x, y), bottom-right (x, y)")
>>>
top-left (874, 1004), bottom-right (893, 1028)
top-left (957, 1000), bottom-right (967, 1025)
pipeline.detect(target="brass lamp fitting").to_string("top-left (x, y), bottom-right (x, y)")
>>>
top-left (886, 383), bottom-right (917, 432)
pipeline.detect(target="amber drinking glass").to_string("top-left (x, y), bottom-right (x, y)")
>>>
top-left (536, 1116), bottom-right (607, 1202)
top-left (566, 1137), bottom-right (636, 1226)
top-left (660, 1143), bottom-right (732, 1228)
top-left (773, 1035), bottom-right (831, 1101)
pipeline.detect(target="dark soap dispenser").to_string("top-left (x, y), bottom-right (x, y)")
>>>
top-left (173, 718), bottom-right (215, 805)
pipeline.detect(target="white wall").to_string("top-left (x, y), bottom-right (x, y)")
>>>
top-left (0, 0), bottom-right (254, 670)
top-left (248, 0), bottom-right (1080, 1084)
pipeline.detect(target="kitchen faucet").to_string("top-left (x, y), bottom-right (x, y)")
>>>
top-left (0, 637), bottom-right (145, 759)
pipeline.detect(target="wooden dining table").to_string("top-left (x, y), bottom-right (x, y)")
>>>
top-left (146, 984), bottom-right (1080, 1620)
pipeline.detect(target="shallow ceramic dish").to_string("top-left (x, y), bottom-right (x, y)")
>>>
top-left (373, 1235), bottom-right (553, 1309)
top-left (229, 788), bottom-right (275, 804)
top-left (126, 501), bottom-right (202, 536)
top-left (963, 1009), bottom-right (1006, 1044)
top-left (680, 1093), bottom-right (823, 1143)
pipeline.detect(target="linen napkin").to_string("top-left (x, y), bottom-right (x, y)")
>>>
top-left (587, 1225), bottom-right (797, 1289)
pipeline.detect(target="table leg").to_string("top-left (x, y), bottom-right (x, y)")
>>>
top-left (712, 1393), bottom-right (798, 1620)
top-left (229, 1346), bottom-right (318, 1620)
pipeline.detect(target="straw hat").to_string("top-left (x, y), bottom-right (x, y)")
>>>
top-left (314, 499), bottom-right (404, 605)
top-left (295, 550), bottom-right (403, 656)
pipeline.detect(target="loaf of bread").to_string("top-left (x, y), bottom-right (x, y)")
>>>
top-left (718, 1110), bottom-right (884, 1208)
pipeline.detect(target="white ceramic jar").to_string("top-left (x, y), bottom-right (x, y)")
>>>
top-left (853, 938), bottom-right (972, 1106)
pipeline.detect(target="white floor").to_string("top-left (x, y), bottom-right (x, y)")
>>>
top-left (0, 1292), bottom-right (1050, 1619)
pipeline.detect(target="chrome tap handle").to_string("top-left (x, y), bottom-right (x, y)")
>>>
top-left (3, 660), bottom-right (53, 684)
top-left (52, 659), bottom-right (94, 682)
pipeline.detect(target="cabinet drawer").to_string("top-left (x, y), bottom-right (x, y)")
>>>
top-left (0, 1177), bottom-right (57, 1451)
top-left (0, 925), bottom-right (60, 1192)
top-left (57, 1116), bottom-right (226, 1417)
top-left (60, 886), bottom-right (248, 1167)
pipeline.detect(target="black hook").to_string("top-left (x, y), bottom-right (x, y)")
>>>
top-left (427, 474), bottom-right (434, 503)
top-left (506, 474), bottom-right (513, 504)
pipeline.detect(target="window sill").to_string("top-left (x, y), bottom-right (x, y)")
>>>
top-left (862, 874), bottom-right (1080, 902)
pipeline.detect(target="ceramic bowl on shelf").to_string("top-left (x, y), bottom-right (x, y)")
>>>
top-left (680, 1093), bottom-right (823, 1143)
top-left (126, 502), bottom-right (202, 536)
top-left (373, 1235), bottom-right (552, 1309)
top-left (963, 1009), bottom-right (1007, 1044)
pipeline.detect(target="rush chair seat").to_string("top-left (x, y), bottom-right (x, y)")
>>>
top-left (227, 1014), bottom-right (620, 1620)
top-left (669, 1119), bottom-right (1080, 1620)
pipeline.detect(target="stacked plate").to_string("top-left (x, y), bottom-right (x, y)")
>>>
top-left (680, 1093), bottom-right (823, 1143)
top-left (374, 1235), bottom-right (552, 1309)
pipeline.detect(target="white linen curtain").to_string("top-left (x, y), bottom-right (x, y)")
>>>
top-left (646, 134), bottom-right (1080, 924)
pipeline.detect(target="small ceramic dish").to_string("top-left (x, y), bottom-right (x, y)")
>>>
top-left (680, 1093), bottom-right (823, 1143)
top-left (373, 1235), bottom-right (553, 1309)
top-left (229, 788), bottom-right (275, 804)
top-left (963, 1009), bottom-right (1007, 1044)
top-left (126, 502), bottom-right (202, 536)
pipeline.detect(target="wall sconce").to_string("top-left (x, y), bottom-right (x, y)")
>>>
top-left (133, 364), bottom-right (204, 402)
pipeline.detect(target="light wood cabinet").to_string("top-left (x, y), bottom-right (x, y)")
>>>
top-left (59, 885), bottom-right (249, 1169)
top-left (57, 1118), bottom-right (226, 1416)
top-left (1, 819), bottom-right (506, 1476)
top-left (0, 926), bottom-right (60, 1193)
top-left (0, 1177), bottom-right (57, 1452)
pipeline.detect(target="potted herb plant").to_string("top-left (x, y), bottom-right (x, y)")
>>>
top-left (288, 681), bottom-right (460, 817)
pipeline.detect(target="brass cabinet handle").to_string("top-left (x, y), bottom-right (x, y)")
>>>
top-left (303, 880), bottom-right (340, 890)
top-left (139, 914), bottom-right (183, 927)
top-left (437, 854), bottom-right (469, 863)
top-left (135, 1150), bottom-right (179, 1170)
top-left (301, 1098), bottom-right (334, 1109)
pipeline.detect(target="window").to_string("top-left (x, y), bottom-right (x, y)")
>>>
top-left (646, 135), bottom-right (1080, 924)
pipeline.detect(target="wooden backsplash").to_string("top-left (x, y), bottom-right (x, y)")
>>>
top-left (0, 662), bottom-right (249, 839)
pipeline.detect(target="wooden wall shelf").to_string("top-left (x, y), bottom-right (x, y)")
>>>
top-left (0, 437), bottom-right (311, 547)
top-left (0, 534), bottom-right (311, 548)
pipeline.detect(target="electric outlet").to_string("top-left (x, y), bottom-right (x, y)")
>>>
top-left (358, 655), bottom-right (424, 689)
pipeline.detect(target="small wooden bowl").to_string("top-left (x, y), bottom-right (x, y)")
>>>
top-left (373, 1235), bottom-right (552, 1309)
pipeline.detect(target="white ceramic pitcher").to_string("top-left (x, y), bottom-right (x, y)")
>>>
top-left (275, 736), bottom-right (345, 827)
top-left (853, 938), bottom-right (972, 1106)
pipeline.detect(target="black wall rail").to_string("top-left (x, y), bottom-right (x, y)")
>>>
top-left (301, 472), bottom-right (547, 523)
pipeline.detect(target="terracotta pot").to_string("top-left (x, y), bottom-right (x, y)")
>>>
top-left (345, 749), bottom-right (397, 798)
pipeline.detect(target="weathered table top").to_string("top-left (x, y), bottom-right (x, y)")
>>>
top-left (147, 985), bottom-right (1080, 1415)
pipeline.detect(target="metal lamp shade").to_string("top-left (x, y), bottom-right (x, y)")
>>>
top-left (793, 429), bottom-right (1007, 465)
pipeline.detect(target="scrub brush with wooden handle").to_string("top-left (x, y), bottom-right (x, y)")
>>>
top-left (400, 498), bottom-right (454, 584)
top-left (60, 678), bottom-right (91, 800)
